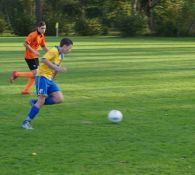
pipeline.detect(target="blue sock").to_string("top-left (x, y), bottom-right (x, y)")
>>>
top-left (26, 105), bottom-right (40, 122)
top-left (31, 99), bottom-right (37, 105)
top-left (44, 96), bottom-right (55, 105)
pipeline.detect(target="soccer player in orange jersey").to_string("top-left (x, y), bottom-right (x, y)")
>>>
top-left (10, 21), bottom-right (48, 95)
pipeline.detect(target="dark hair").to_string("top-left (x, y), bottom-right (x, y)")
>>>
top-left (60, 38), bottom-right (73, 47)
top-left (37, 21), bottom-right (46, 27)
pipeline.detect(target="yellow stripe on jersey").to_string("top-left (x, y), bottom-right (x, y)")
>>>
top-left (37, 47), bottom-right (63, 80)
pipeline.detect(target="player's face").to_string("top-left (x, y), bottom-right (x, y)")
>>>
top-left (37, 25), bottom-right (46, 34)
top-left (62, 45), bottom-right (72, 54)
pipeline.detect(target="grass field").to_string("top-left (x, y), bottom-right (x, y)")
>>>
top-left (0, 36), bottom-right (195, 175)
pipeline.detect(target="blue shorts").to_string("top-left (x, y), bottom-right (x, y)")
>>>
top-left (35, 76), bottom-right (60, 96)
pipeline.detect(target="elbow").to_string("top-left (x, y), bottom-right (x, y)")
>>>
top-left (41, 58), bottom-right (46, 63)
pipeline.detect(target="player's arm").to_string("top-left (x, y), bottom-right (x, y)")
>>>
top-left (41, 58), bottom-right (66, 72)
top-left (41, 37), bottom-right (48, 53)
top-left (52, 71), bottom-right (58, 80)
top-left (41, 46), bottom-right (49, 53)
top-left (23, 42), bottom-right (40, 56)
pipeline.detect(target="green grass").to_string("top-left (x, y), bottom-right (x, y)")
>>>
top-left (1, 36), bottom-right (195, 175)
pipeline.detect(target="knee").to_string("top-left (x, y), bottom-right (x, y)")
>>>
top-left (55, 95), bottom-right (64, 104)
top-left (32, 70), bottom-right (37, 76)
top-left (35, 100), bottom-right (45, 108)
top-left (59, 96), bottom-right (64, 103)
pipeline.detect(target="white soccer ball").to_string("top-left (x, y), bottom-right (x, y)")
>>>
top-left (108, 110), bottom-right (123, 123)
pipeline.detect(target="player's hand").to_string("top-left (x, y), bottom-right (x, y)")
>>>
top-left (34, 51), bottom-right (40, 56)
top-left (56, 66), bottom-right (66, 72)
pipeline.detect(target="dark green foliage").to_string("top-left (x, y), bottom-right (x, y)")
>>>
top-left (102, 0), bottom-right (131, 28)
top-left (44, 18), bottom-right (56, 36)
top-left (155, 20), bottom-right (178, 37)
top-left (152, 1), bottom-right (180, 36)
top-left (152, 0), bottom-right (195, 36)
top-left (0, 18), bottom-right (6, 33)
top-left (62, 2), bottom-right (81, 17)
top-left (177, 0), bottom-right (195, 36)
top-left (86, 6), bottom-right (103, 18)
top-left (115, 15), bottom-right (147, 36)
top-left (1, 0), bottom-right (195, 36)
top-left (86, 19), bottom-right (103, 35)
top-left (12, 16), bottom-right (35, 36)
top-left (0, 0), bottom-right (35, 35)
top-left (74, 19), bottom-right (89, 36)
top-left (74, 18), bottom-right (103, 36)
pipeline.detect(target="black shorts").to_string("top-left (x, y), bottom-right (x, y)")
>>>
top-left (25, 58), bottom-right (39, 70)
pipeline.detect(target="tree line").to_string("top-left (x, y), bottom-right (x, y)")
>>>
top-left (0, 0), bottom-right (195, 37)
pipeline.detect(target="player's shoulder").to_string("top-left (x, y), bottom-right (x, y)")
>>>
top-left (49, 47), bottom-right (58, 52)
top-left (27, 31), bottom-right (37, 38)
top-left (47, 47), bottom-right (58, 56)
top-left (29, 30), bottom-right (37, 35)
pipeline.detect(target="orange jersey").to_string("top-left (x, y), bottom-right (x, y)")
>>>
top-left (24, 31), bottom-right (46, 59)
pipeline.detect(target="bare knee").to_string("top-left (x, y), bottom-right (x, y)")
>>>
top-left (35, 96), bottom-right (46, 108)
top-left (52, 92), bottom-right (64, 104)
top-left (55, 95), bottom-right (64, 104)
top-left (32, 69), bottom-right (37, 76)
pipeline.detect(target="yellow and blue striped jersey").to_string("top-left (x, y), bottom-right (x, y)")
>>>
top-left (37, 46), bottom-right (64, 80)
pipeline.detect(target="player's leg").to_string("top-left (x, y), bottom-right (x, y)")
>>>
top-left (46, 91), bottom-right (64, 104)
top-left (21, 78), bottom-right (35, 95)
top-left (21, 58), bottom-right (39, 95)
top-left (44, 80), bottom-right (64, 105)
top-left (30, 81), bottom-right (64, 106)
top-left (9, 58), bottom-right (36, 83)
top-left (10, 71), bottom-right (34, 83)
top-left (21, 76), bottom-right (47, 129)
top-left (10, 58), bottom-right (38, 94)
top-left (21, 95), bottom-right (46, 129)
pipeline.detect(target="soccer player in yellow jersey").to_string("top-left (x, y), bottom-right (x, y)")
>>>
top-left (21, 38), bottom-right (73, 129)
top-left (10, 21), bottom-right (48, 95)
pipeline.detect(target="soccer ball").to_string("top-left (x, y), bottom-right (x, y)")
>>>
top-left (108, 110), bottom-right (123, 123)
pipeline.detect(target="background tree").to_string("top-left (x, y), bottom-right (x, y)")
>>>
top-left (132, 0), bottom-right (162, 33)
top-left (178, 0), bottom-right (195, 36)
top-left (1, 0), bottom-right (195, 36)
top-left (35, 0), bottom-right (43, 23)
top-left (72, 0), bottom-right (104, 35)
top-left (153, 0), bottom-right (183, 36)
top-left (0, 0), bottom-right (35, 35)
